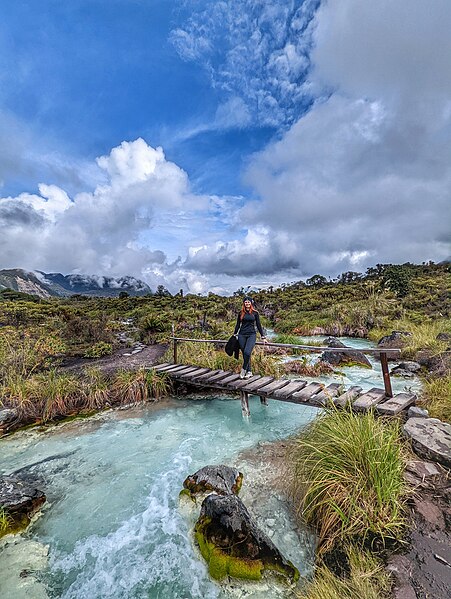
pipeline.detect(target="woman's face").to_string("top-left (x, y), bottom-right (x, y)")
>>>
top-left (244, 300), bottom-right (252, 310)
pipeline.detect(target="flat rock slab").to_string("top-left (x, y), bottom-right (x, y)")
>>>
top-left (377, 392), bottom-right (417, 415)
top-left (353, 387), bottom-right (386, 411)
top-left (403, 418), bottom-right (451, 469)
top-left (334, 386), bottom-right (362, 408)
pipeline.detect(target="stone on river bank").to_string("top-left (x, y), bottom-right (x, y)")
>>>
top-left (0, 475), bottom-right (46, 531)
top-left (195, 493), bottom-right (299, 583)
top-left (320, 338), bottom-right (372, 369)
top-left (183, 465), bottom-right (243, 499)
top-left (403, 418), bottom-right (451, 469)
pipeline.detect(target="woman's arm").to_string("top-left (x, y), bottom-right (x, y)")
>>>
top-left (233, 312), bottom-right (241, 335)
top-left (255, 312), bottom-right (266, 338)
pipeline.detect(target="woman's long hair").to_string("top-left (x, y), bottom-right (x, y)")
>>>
top-left (240, 300), bottom-right (255, 320)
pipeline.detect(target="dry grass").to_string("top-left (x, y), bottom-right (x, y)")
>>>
top-left (284, 359), bottom-right (334, 377)
top-left (419, 373), bottom-right (451, 422)
top-left (297, 545), bottom-right (391, 599)
top-left (112, 368), bottom-right (171, 404)
top-left (289, 409), bottom-right (409, 554)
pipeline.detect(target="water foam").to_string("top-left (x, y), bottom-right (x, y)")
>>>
top-left (52, 445), bottom-right (219, 599)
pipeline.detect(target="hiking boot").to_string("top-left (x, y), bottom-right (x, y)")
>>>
top-left (244, 370), bottom-right (253, 379)
top-left (239, 369), bottom-right (246, 379)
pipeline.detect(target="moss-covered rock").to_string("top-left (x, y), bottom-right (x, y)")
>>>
top-left (195, 494), bottom-right (299, 583)
top-left (0, 475), bottom-right (46, 536)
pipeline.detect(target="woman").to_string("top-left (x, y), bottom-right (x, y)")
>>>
top-left (234, 296), bottom-right (267, 379)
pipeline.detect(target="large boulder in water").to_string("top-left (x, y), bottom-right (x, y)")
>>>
top-left (378, 330), bottom-right (412, 349)
top-left (195, 493), bottom-right (299, 582)
top-left (0, 475), bottom-right (46, 532)
top-left (320, 338), bottom-right (372, 369)
top-left (183, 465), bottom-right (243, 499)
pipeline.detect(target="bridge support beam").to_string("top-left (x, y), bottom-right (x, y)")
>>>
top-left (240, 391), bottom-right (250, 418)
top-left (259, 395), bottom-right (268, 406)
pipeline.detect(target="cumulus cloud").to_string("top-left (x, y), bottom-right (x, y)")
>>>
top-left (0, 139), bottom-right (210, 289)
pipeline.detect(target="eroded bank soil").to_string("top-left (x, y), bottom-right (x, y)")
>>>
top-left (389, 464), bottom-right (451, 599)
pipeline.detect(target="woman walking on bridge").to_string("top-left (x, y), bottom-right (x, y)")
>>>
top-left (234, 296), bottom-right (267, 379)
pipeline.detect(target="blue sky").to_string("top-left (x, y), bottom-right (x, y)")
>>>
top-left (0, 0), bottom-right (450, 293)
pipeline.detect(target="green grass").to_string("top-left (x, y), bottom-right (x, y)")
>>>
top-left (0, 507), bottom-right (13, 538)
top-left (289, 409), bottom-right (409, 554)
top-left (369, 318), bottom-right (450, 358)
top-left (297, 545), bottom-right (391, 599)
top-left (112, 368), bottom-right (171, 404)
top-left (419, 373), bottom-right (451, 422)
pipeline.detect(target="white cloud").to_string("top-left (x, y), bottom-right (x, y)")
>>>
top-left (170, 0), bottom-right (319, 128)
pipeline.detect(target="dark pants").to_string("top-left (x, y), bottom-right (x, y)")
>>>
top-left (238, 334), bottom-right (256, 372)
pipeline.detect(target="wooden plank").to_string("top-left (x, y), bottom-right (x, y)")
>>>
top-left (158, 364), bottom-right (192, 375)
top-left (215, 373), bottom-right (242, 387)
top-left (257, 379), bottom-right (292, 397)
top-left (241, 376), bottom-right (274, 393)
top-left (192, 369), bottom-right (222, 382)
top-left (334, 386), bottom-right (362, 408)
top-left (353, 387), bottom-right (387, 411)
top-left (309, 383), bottom-right (342, 407)
top-left (292, 382), bottom-right (324, 403)
top-left (178, 367), bottom-right (211, 381)
top-left (170, 366), bottom-right (204, 378)
top-left (228, 376), bottom-right (262, 390)
top-left (272, 381), bottom-right (308, 399)
top-left (153, 363), bottom-right (185, 372)
top-left (377, 392), bottom-right (417, 416)
top-left (201, 370), bottom-right (233, 384)
top-left (153, 362), bottom-right (172, 371)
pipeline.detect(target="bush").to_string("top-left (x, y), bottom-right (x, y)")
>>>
top-left (83, 342), bottom-right (113, 359)
top-left (289, 409), bottom-right (408, 554)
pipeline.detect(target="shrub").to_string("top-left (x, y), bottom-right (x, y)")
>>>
top-left (83, 342), bottom-right (113, 359)
top-left (289, 409), bottom-right (408, 554)
top-left (82, 368), bottom-right (111, 410)
top-left (113, 368), bottom-right (170, 404)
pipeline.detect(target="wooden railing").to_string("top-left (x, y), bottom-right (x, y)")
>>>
top-left (170, 333), bottom-right (401, 398)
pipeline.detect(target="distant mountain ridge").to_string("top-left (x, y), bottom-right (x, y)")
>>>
top-left (0, 269), bottom-right (151, 298)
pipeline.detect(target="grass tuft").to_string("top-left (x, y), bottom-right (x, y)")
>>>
top-left (419, 373), bottom-right (451, 422)
top-left (289, 409), bottom-right (409, 554)
top-left (297, 545), bottom-right (391, 599)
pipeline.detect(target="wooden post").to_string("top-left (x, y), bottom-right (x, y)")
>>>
top-left (240, 391), bottom-right (250, 417)
top-left (172, 324), bottom-right (178, 364)
top-left (259, 395), bottom-right (268, 406)
top-left (380, 352), bottom-right (393, 398)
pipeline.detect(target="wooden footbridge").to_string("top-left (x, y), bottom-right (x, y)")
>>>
top-left (152, 337), bottom-right (417, 417)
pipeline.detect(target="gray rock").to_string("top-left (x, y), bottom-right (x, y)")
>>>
top-left (378, 330), bottom-right (412, 348)
top-left (320, 339), bottom-right (372, 368)
top-left (0, 408), bottom-right (17, 427)
top-left (403, 418), bottom-right (451, 468)
top-left (0, 475), bottom-right (46, 522)
top-left (195, 493), bottom-right (299, 581)
top-left (405, 460), bottom-right (442, 485)
top-left (407, 406), bottom-right (429, 419)
top-left (391, 369), bottom-right (415, 378)
top-left (183, 465), bottom-right (243, 498)
top-left (393, 361), bottom-right (421, 373)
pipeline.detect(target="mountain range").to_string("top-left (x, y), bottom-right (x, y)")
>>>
top-left (0, 269), bottom-right (151, 298)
